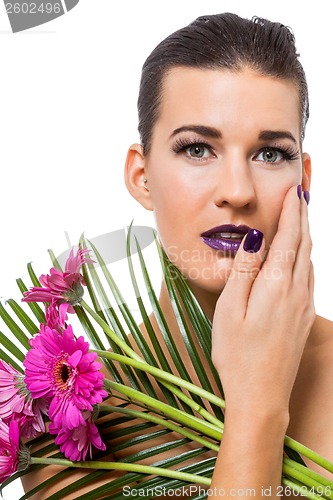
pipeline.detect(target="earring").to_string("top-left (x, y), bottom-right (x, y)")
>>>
top-left (143, 179), bottom-right (149, 190)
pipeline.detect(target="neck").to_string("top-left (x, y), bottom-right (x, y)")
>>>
top-left (158, 279), bottom-right (219, 323)
top-left (187, 282), bottom-right (221, 322)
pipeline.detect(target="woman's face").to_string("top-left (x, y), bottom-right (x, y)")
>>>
top-left (140, 68), bottom-right (310, 304)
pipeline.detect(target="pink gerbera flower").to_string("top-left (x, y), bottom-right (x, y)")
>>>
top-left (45, 300), bottom-right (68, 331)
top-left (49, 410), bottom-right (106, 461)
top-left (0, 419), bottom-right (20, 483)
top-left (23, 325), bottom-right (108, 431)
top-left (22, 247), bottom-right (94, 318)
top-left (0, 360), bottom-right (48, 439)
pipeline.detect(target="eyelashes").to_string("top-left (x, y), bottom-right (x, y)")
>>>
top-left (257, 145), bottom-right (300, 162)
top-left (171, 136), bottom-right (301, 164)
top-left (171, 137), bottom-right (212, 154)
top-left (171, 137), bottom-right (215, 161)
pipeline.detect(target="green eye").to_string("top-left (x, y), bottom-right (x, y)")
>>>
top-left (256, 148), bottom-right (283, 163)
top-left (187, 144), bottom-right (210, 158)
top-left (172, 138), bottom-right (216, 162)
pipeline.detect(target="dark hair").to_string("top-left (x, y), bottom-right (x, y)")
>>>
top-left (137, 12), bottom-right (309, 155)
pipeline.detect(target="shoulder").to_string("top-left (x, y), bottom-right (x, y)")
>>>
top-left (288, 315), bottom-right (333, 477)
top-left (292, 314), bottom-right (333, 404)
top-left (290, 315), bottom-right (333, 396)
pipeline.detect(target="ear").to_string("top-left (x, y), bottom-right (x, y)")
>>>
top-left (301, 152), bottom-right (312, 191)
top-left (124, 143), bottom-right (153, 211)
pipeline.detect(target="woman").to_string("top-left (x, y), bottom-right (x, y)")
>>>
top-left (23, 12), bottom-right (333, 499)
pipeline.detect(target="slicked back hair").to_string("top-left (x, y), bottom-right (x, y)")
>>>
top-left (138, 13), bottom-right (309, 155)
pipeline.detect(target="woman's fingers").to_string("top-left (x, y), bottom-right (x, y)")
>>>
top-left (263, 185), bottom-right (302, 279)
top-left (216, 228), bottom-right (265, 318)
top-left (263, 185), bottom-right (312, 299)
top-left (217, 185), bottom-right (313, 322)
top-left (212, 184), bottom-right (315, 413)
top-left (292, 192), bottom-right (312, 286)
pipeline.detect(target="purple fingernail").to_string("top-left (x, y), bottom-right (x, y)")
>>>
top-left (243, 229), bottom-right (264, 253)
top-left (297, 184), bottom-right (302, 199)
top-left (303, 190), bottom-right (310, 205)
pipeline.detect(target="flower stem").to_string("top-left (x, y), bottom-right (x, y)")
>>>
top-left (94, 349), bottom-right (225, 427)
top-left (80, 300), bottom-right (142, 361)
top-left (100, 405), bottom-right (219, 452)
top-left (104, 379), bottom-right (222, 441)
top-left (282, 458), bottom-right (333, 499)
top-left (284, 436), bottom-right (333, 474)
top-left (284, 457), bottom-right (333, 492)
top-left (81, 302), bottom-right (333, 482)
top-left (95, 349), bottom-right (225, 408)
top-left (30, 457), bottom-right (211, 486)
top-left (81, 300), bottom-right (224, 429)
top-left (282, 477), bottom-right (326, 500)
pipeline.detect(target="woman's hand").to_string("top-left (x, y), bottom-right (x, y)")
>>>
top-left (212, 185), bottom-right (315, 417)
top-left (209, 185), bottom-right (315, 497)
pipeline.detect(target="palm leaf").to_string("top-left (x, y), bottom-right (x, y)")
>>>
top-left (1, 230), bottom-right (332, 500)
top-left (83, 235), bottom-right (192, 413)
top-left (159, 247), bottom-right (223, 395)
top-left (0, 346), bottom-right (23, 372)
top-left (20, 235), bottom-right (221, 498)
top-left (5, 299), bottom-right (39, 336)
top-left (0, 330), bottom-right (26, 363)
top-left (0, 302), bottom-right (30, 351)
top-left (16, 278), bottom-right (45, 324)
top-left (155, 242), bottom-right (222, 419)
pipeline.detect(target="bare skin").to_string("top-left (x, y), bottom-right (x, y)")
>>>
top-left (22, 69), bottom-right (333, 499)
top-left (21, 309), bottom-right (333, 499)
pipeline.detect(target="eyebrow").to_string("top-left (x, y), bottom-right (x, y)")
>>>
top-left (258, 130), bottom-right (297, 144)
top-left (170, 125), bottom-right (298, 144)
top-left (170, 125), bottom-right (222, 139)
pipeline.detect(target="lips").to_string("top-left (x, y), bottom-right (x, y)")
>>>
top-left (201, 224), bottom-right (251, 254)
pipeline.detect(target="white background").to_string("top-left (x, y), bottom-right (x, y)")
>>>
top-left (0, 1), bottom-right (332, 498)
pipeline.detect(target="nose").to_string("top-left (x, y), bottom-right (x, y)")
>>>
top-left (214, 153), bottom-right (256, 209)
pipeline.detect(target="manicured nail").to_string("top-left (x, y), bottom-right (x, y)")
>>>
top-left (297, 184), bottom-right (302, 199)
top-left (243, 229), bottom-right (264, 253)
top-left (303, 190), bottom-right (310, 205)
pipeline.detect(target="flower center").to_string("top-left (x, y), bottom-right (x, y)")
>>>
top-left (60, 364), bottom-right (70, 383)
top-left (52, 353), bottom-right (75, 392)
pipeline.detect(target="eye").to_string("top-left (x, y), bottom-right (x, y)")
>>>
top-left (187, 144), bottom-right (211, 159)
top-left (255, 148), bottom-right (283, 163)
top-left (171, 138), bottom-right (215, 162)
top-left (254, 145), bottom-right (300, 164)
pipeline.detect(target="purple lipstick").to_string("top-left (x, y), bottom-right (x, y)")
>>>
top-left (201, 224), bottom-right (251, 254)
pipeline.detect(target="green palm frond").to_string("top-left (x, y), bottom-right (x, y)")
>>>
top-left (0, 228), bottom-right (333, 500)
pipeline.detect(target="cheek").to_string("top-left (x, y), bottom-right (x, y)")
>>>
top-left (149, 183), bottom-right (183, 251)
top-left (149, 168), bottom-right (207, 228)
top-left (257, 176), bottom-right (297, 244)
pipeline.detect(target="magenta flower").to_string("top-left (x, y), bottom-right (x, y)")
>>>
top-left (0, 360), bottom-right (48, 439)
top-left (15, 398), bottom-right (49, 440)
top-left (0, 419), bottom-right (20, 484)
top-left (22, 247), bottom-right (94, 316)
top-left (23, 325), bottom-right (108, 431)
top-left (45, 300), bottom-right (68, 331)
top-left (49, 410), bottom-right (106, 461)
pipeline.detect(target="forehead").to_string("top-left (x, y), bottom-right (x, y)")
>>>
top-left (156, 67), bottom-right (301, 142)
